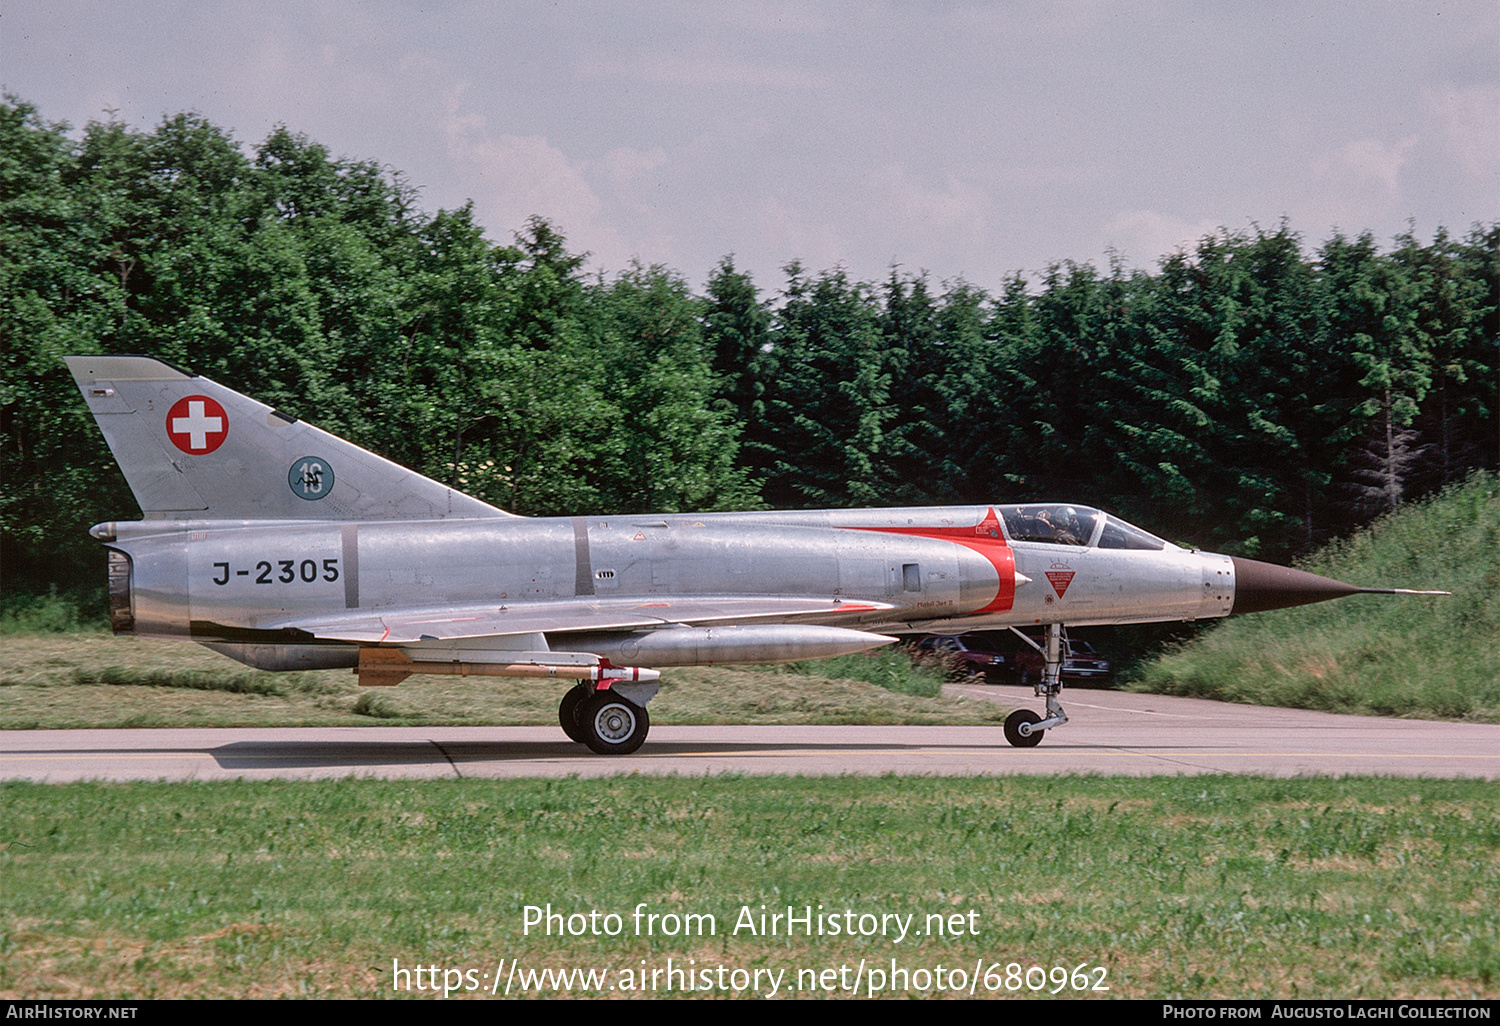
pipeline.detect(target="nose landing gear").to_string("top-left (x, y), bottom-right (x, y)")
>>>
top-left (1004, 622), bottom-right (1070, 748)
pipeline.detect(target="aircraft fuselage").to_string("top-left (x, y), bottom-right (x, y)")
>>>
top-left (101, 503), bottom-right (1234, 672)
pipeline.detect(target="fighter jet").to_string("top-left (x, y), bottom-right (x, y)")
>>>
top-left (65, 355), bottom-right (1445, 753)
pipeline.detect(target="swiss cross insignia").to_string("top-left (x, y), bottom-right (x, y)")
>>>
top-left (165, 395), bottom-right (228, 454)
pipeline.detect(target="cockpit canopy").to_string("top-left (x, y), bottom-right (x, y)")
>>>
top-left (999, 504), bottom-right (1168, 550)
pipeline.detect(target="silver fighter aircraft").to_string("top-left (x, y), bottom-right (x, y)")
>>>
top-left (66, 355), bottom-right (1445, 753)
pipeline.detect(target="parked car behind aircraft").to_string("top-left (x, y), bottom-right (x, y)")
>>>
top-left (910, 633), bottom-right (1015, 683)
top-left (1056, 639), bottom-right (1112, 685)
top-left (913, 632), bottom-right (1112, 686)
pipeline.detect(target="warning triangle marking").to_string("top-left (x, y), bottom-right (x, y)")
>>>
top-left (1044, 570), bottom-right (1076, 597)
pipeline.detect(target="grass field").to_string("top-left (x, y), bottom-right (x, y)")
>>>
top-left (1, 775), bottom-right (1495, 1000)
top-left (0, 632), bottom-right (1004, 731)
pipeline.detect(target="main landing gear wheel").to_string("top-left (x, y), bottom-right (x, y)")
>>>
top-left (580, 689), bottom-right (650, 755)
top-left (558, 683), bottom-right (590, 743)
top-left (1004, 709), bottom-right (1045, 748)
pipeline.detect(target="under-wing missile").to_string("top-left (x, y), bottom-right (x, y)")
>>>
top-left (62, 355), bottom-right (1448, 754)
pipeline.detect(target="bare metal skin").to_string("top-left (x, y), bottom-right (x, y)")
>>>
top-left (65, 356), bottom-right (1445, 753)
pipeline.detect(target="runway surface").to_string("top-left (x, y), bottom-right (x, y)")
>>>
top-left (3, 688), bottom-right (1497, 781)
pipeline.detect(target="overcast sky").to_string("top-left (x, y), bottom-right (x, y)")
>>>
top-left (4, 1), bottom-right (1496, 293)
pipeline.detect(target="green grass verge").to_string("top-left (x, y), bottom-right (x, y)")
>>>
top-left (1, 776), bottom-right (1494, 999)
top-left (0, 589), bottom-right (108, 636)
top-left (0, 633), bottom-right (1001, 730)
top-left (1130, 473), bottom-right (1500, 722)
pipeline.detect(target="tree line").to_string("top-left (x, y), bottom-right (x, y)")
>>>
top-left (2, 97), bottom-right (1496, 601)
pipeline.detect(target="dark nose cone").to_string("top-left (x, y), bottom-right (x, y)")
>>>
top-left (1229, 557), bottom-right (1364, 615)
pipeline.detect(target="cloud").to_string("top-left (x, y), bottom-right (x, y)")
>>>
top-left (1424, 84), bottom-right (1500, 181)
top-left (747, 195), bottom-right (847, 278)
top-left (1310, 136), bottom-right (1419, 198)
top-left (1294, 135), bottom-right (1423, 236)
top-left (578, 55), bottom-right (833, 90)
top-left (702, 1), bottom-right (833, 36)
top-left (867, 164), bottom-right (993, 232)
top-left (1102, 210), bottom-right (1226, 267)
top-left (600, 146), bottom-right (669, 185)
top-left (440, 93), bottom-right (634, 265)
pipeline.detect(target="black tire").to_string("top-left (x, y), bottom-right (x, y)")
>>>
top-left (580, 689), bottom-right (650, 755)
top-left (1004, 709), bottom-right (1044, 748)
top-left (558, 683), bottom-right (590, 743)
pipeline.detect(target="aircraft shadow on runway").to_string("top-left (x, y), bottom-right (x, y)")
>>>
top-left (205, 735), bottom-right (1242, 769)
top-left (205, 738), bottom-right (1081, 770)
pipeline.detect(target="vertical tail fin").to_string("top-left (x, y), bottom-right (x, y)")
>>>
top-left (66, 355), bottom-right (512, 521)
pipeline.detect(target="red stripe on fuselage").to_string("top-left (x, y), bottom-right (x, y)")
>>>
top-left (843, 507), bottom-right (1016, 613)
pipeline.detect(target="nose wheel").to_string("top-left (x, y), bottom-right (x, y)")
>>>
top-left (1004, 709), bottom-right (1044, 747)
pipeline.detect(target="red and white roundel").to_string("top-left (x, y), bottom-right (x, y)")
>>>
top-left (165, 395), bottom-right (229, 454)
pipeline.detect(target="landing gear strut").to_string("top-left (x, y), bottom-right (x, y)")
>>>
top-left (1003, 622), bottom-right (1070, 748)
